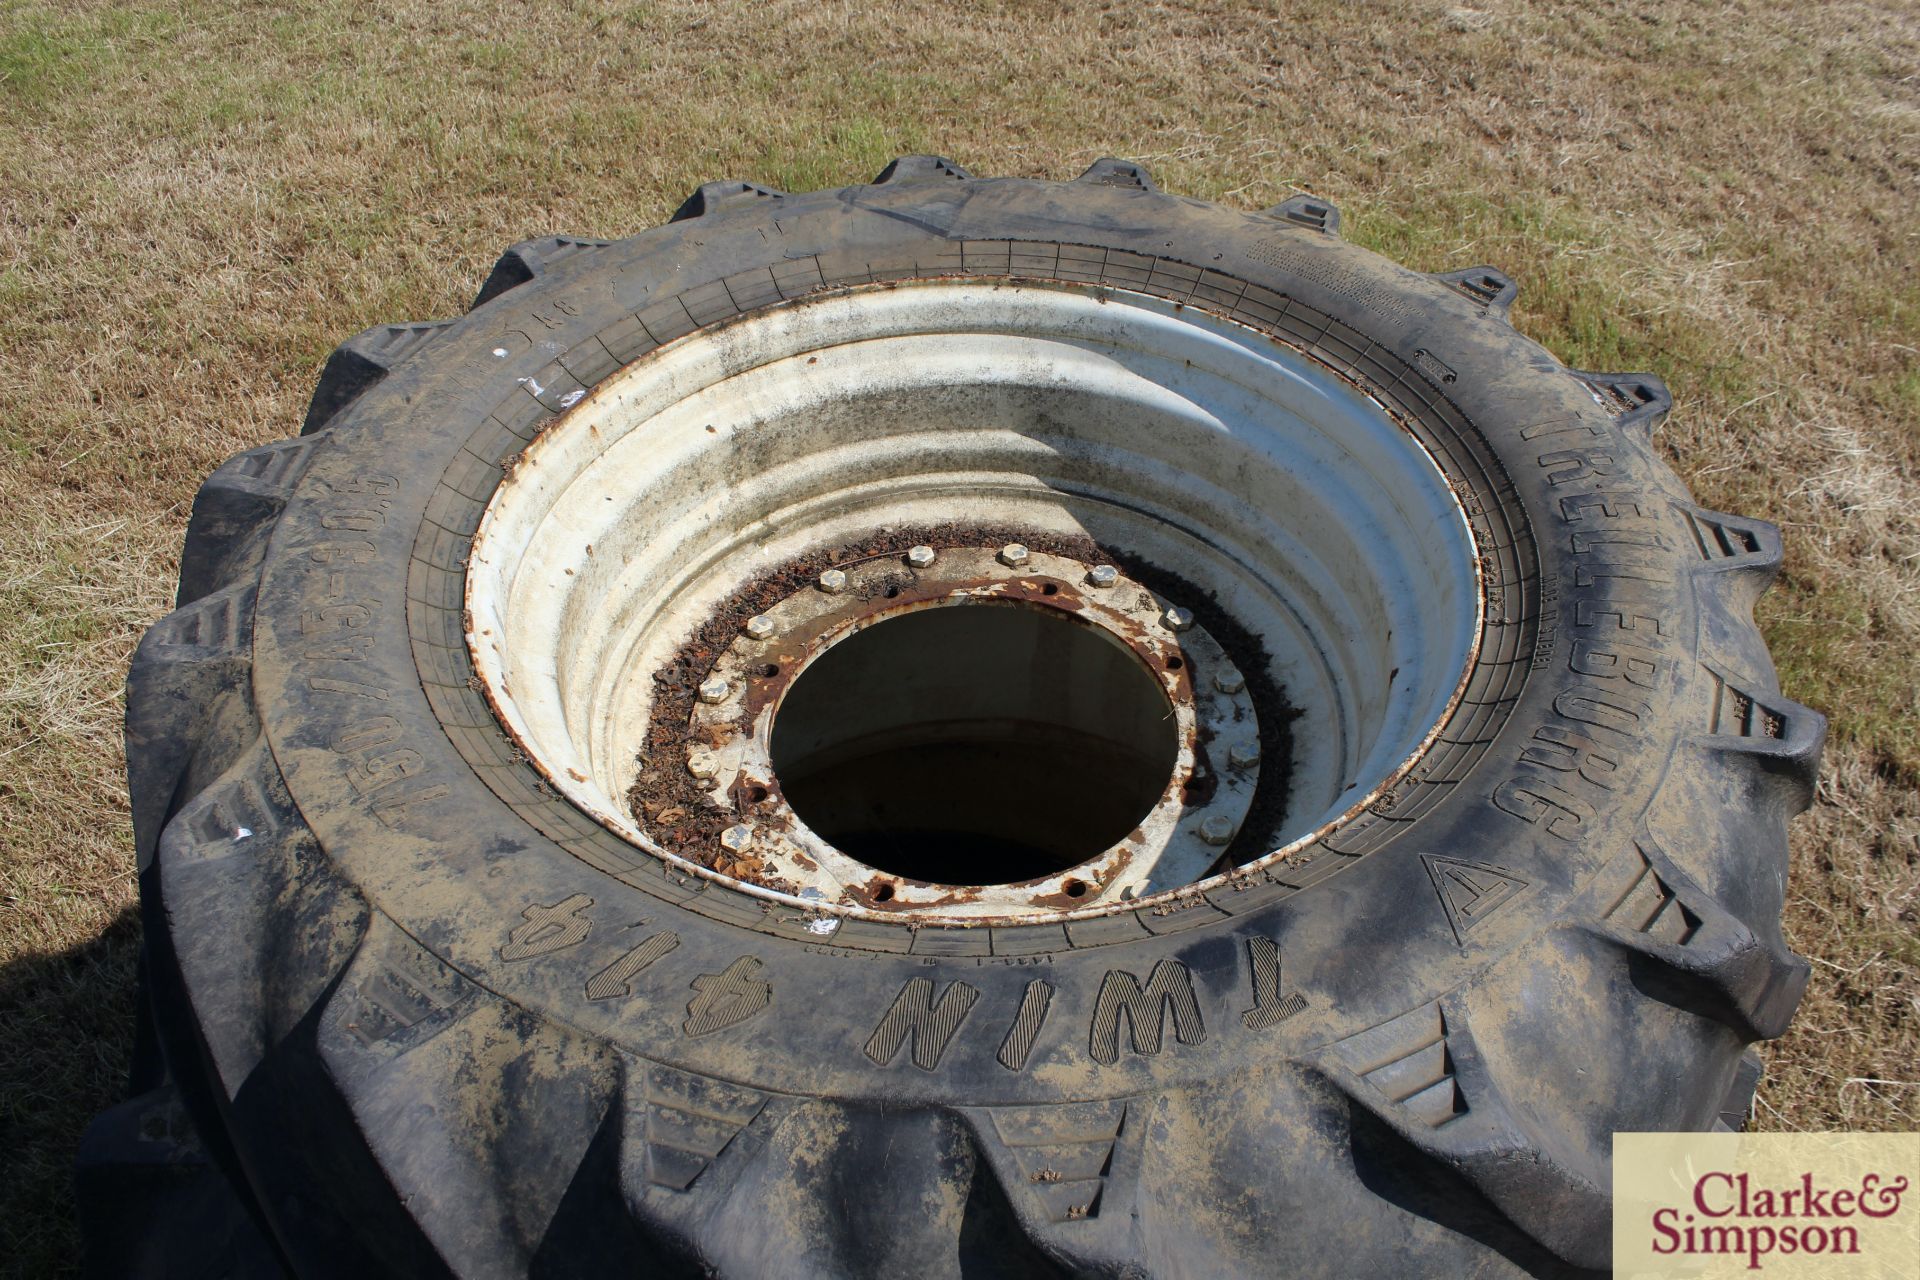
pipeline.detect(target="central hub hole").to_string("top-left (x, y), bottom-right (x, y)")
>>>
top-left (769, 602), bottom-right (1180, 885)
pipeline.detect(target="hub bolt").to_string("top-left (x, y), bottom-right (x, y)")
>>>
top-left (906, 545), bottom-right (937, 569)
top-left (744, 614), bottom-right (777, 640)
top-left (719, 824), bottom-right (754, 853)
top-left (1198, 814), bottom-right (1237, 846)
top-left (1087, 564), bottom-right (1119, 588)
top-left (1214, 669), bottom-right (1246, 695)
top-left (998, 543), bottom-right (1030, 567)
top-left (697, 677), bottom-right (731, 705)
top-left (1228, 742), bottom-right (1261, 770)
top-left (1161, 605), bottom-right (1195, 633)
top-left (686, 752), bottom-right (719, 780)
top-left (818, 568), bottom-right (849, 594)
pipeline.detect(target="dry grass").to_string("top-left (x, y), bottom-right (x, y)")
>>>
top-left (1, 0), bottom-right (1914, 1272)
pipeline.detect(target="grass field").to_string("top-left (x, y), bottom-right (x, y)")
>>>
top-left (2, 0), bottom-right (1915, 1272)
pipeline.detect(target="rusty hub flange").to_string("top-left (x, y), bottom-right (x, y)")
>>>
top-left (668, 545), bottom-right (1258, 916)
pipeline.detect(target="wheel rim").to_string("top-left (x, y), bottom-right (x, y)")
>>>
top-left (464, 279), bottom-right (1483, 923)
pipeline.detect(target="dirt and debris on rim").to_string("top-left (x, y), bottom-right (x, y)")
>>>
top-left (626, 522), bottom-right (1301, 892)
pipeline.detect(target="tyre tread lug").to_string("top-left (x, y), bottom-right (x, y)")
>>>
top-left (1430, 265), bottom-right (1518, 317)
top-left (1570, 368), bottom-right (1673, 432)
top-left (1264, 192), bottom-right (1342, 234)
top-left (126, 583), bottom-right (257, 864)
top-left (471, 236), bottom-right (613, 309)
top-left (667, 180), bottom-right (785, 224)
top-left (1073, 156), bottom-right (1157, 192)
top-left (303, 321), bottom-right (455, 435)
top-left (1587, 839), bottom-right (1812, 1040)
top-left (871, 154), bottom-right (972, 184)
top-left (1319, 1000), bottom-right (1610, 1268)
top-left (175, 437), bottom-right (317, 605)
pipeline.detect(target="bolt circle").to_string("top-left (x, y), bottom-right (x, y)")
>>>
top-left (1198, 814), bottom-right (1237, 845)
top-left (642, 542), bottom-right (1259, 917)
top-left (1161, 605), bottom-right (1195, 633)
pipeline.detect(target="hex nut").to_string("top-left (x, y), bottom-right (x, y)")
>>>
top-left (1161, 605), bottom-right (1195, 633)
top-left (998, 543), bottom-right (1030, 567)
top-left (906, 545), bottom-right (937, 569)
top-left (818, 568), bottom-right (849, 594)
top-left (744, 614), bottom-right (777, 640)
top-left (719, 824), bottom-right (754, 853)
top-left (697, 677), bottom-right (731, 705)
top-left (1214, 669), bottom-right (1247, 695)
top-left (1198, 814), bottom-right (1237, 845)
top-left (1228, 742), bottom-right (1262, 770)
top-left (686, 752), bottom-right (719, 780)
top-left (1087, 564), bottom-right (1119, 588)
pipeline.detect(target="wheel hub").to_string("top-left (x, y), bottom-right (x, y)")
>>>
top-left (678, 543), bottom-right (1258, 915)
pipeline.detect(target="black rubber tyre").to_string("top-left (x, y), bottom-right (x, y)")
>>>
top-left (85, 157), bottom-right (1823, 1279)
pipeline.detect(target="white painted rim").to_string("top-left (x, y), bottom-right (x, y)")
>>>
top-left (465, 279), bottom-right (1482, 924)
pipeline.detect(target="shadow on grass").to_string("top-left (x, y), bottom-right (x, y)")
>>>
top-left (0, 906), bottom-right (139, 1280)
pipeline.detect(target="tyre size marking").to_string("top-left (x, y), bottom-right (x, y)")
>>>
top-left (300, 597), bottom-right (379, 666)
top-left (683, 956), bottom-right (772, 1037)
top-left (584, 932), bottom-right (680, 1001)
top-left (996, 980), bottom-right (1055, 1071)
top-left (863, 978), bottom-right (981, 1070)
top-left (500, 893), bottom-right (594, 960)
top-left (297, 467), bottom-right (453, 828)
top-left (309, 675), bottom-right (393, 701)
top-left (1089, 960), bottom-right (1206, 1063)
top-left (331, 714), bottom-right (449, 826)
top-left (303, 635), bottom-right (376, 664)
top-left (320, 507), bottom-right (386, 533)
top-left (1240, 937), bottom-right (1308, 1029)
top-left (1421, 856), bottom-right (1529, 945)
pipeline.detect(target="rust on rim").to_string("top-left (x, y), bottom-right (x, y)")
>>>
top-left (665, 545), bottom-right (1259, 917)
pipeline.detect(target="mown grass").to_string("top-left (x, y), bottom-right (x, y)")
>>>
top-left (2, 0), bottom-right (1915, 1273)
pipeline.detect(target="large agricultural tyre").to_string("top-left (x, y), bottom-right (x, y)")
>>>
top-left (82, 157), bottom-right (1823, 1279)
